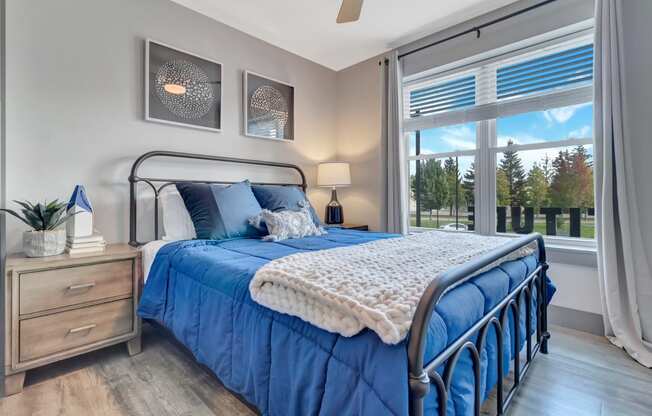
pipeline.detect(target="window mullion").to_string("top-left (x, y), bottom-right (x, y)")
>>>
top-left (475, 60), bottom-right (496, 236)
top-left (492, 137), bottom-right (593, 153)
top-left (475, 119), bottom-right (496, 235)
top-left (408, 149), bottom-right (476, 161)
top-left (486, 119), bottom-right (497, 235)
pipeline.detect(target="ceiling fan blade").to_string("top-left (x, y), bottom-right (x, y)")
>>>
top-left (337, 0), bottom-right (363, 23)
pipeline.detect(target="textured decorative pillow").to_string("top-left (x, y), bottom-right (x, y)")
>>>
top-left (177, 180), bottom-right (263, 240)
top-left (250, 207), bottom-right (326, 242)
top-left (251, 185), bottom-right (322, 226)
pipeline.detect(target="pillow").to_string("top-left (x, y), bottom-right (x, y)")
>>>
top-left (176, 180), bottom-right (263, 240)
top-left (250, 207), bottom-right (326, 242)
top-left (251, 185), bottom-right (321, 225)
top-left (159, 185), bottom-right (197, 241)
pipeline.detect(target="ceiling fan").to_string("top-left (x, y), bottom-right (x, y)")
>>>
top-left (337, 0), bottom-right (364, 23)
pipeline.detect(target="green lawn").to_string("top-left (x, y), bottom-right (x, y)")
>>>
top-left (410, 212), bottom-right (595, 239)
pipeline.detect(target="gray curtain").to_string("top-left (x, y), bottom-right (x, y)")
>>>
top-left (382, 51), bottom-right (408, 234)
top-left (595, 0), bottom-right (652, 367)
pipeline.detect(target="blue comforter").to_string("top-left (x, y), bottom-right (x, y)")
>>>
top-left (138, 229), bottom-right (554, 416)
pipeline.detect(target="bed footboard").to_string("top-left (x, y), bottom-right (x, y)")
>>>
top-left (407, 233), bottom-right (549, 416)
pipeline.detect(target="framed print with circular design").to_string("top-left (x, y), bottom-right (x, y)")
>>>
top-left (146, 39), bottom-right (222, 132)
top-left (244, 71), bottom-right (294, 141)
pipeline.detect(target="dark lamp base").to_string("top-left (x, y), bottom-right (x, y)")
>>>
top-left (325, 188), bottom-right (344, 225)
top-left (325, 205), bottom-right (344, 224)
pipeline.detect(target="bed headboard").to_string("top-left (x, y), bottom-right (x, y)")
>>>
top-left (128, 150), bottom-right (307, 246)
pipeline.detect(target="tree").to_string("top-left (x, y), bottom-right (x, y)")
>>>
top-left (498, 139), bottom-right (527, 206)
top-left (410, 159), bottom-right (449, 226)
top-left (496, 169), bottom-right (511, 207)
top-left (572, 145), bottom-right (594, 209)
top-left (541, 154), bottom-right (554, 185)
top-left (525, 162), bottom-right (549, 210)
top-left (549, 145), bottom-right (594, 209)
top-left (443, 157), bottom-right (463, 215)
top-left (549, 150), bottom-right (574, 208)
top-left (462, 163), bottom-right (475, 207)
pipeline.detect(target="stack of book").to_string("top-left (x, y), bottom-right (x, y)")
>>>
top-left (66, 232), bottom-right (106, 255)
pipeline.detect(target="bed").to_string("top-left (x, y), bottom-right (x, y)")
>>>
top-left (131, 151), bottom-right (554, 416)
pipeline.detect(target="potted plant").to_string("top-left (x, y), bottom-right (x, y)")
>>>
top-left (0, 200), bottom-right (76, 257)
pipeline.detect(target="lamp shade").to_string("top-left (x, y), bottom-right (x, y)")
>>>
top-left (318, 162), bottom-right (351, 187)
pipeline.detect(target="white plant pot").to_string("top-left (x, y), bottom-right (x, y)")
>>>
top-left (23, 229), bottom-right (66, 257)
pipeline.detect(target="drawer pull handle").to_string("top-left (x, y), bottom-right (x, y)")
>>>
top-left (68, 324), bottom-right (96, 334)
top-left (68, 282), bottom-right (96, 291)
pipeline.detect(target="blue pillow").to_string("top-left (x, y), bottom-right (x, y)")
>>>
top-left (176, 180), bottom-right (263, 240)
top-left (251, 185), bottom-right (321, 225)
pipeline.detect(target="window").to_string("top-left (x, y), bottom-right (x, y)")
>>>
top-left (403, 28), bottom-right (594, 244)
top-left (408, 123), bottom-right (476, 231)
top-left (495, 105), bottom-right (594, 239)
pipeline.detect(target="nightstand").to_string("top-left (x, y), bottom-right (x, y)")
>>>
top-left (335, 223), bottom-right (369, 231)
top-left (3, 244), bottom-right (142, 396)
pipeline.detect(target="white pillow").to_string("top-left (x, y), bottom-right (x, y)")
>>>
top-left (250, 207), bottom-right (326, 242)
top-left (160, 185), bottom-right (196, 241)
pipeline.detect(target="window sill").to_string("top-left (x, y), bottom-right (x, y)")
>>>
top-left (498, 234), bottom-right (597, 267)
top-left (408, 227), bottom-right (597, 268)
top-left (545, 242), bottom-right (597, 268)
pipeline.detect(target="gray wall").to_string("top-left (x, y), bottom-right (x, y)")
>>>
top-left (4, 0), bottom-right (338, 251)
top-left (336, 56), bottom-right (385, 232)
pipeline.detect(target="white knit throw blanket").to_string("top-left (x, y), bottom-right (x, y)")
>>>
top-left (249, 231), bottom-right (536, 345)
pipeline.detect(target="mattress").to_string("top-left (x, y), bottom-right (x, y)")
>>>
top-left (138, 229), bottom-right (554, 416)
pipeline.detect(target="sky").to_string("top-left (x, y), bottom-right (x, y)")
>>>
top-left (408, 102), bottom-right (594, 177)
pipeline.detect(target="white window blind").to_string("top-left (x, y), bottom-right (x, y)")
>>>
top-left (408, 75), bottom-right (476, 117)
top-left (497, 43), bottom-right (593, 100)
top-left (403, 34), bottom-right (593, 133)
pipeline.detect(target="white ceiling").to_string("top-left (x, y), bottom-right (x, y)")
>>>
top-left (171, 0), bottom-right (519, 71)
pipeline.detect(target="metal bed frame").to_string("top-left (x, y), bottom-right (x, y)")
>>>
top-left (129, 150), bottom-right (550, 416)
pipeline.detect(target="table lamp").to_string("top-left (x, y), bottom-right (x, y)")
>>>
top-left (317, 162), bottom-right (351, 224)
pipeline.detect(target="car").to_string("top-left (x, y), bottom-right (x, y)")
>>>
top-left (440, 223), bottom-right (468, 231)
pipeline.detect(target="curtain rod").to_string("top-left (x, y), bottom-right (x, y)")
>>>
top-left (397, 0), bottom-right (558, 60)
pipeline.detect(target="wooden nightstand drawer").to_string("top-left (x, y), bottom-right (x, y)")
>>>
top-left (19, 259), bottom-right (133, 315)
top-left (19, 299), bottom-right (133, 362)
top-left (4, 244), bottom-right (142, 396)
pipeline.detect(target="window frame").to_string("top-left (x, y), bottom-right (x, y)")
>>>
top-left (402, 24), bottom-right (597, 251)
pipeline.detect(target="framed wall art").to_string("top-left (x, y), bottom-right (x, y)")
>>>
top-left (243, 71), bottom-right (294, 141)
top-left (145, 40), bottom-right (222, 132)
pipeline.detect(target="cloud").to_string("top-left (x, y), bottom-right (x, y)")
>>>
top-left (416, 124), bottom-right (476, 154)
top-left (543, 107), bottom-right (575, 124)
top-left (440, 125), bottom-right (476, 150)
top-left (569, 125), bottom-right (591, 139)
top-left (441, 125), bottom-right (474, 137)
top-left (542, 103), bottom-right (591, 124)
top-left (441, 136), bottom-right (476, 150)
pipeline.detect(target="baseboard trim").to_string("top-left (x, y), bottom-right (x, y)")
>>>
top-left (549, 304), bottom-right (604, 336)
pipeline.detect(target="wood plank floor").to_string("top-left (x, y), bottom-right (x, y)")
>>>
top-left (484, 326), bottom-right (652, 416)
top-left (1, 324), bottom-right (650, 416)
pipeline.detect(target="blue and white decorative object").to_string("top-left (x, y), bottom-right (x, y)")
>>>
top-left (66, 185), bottom-right (94, 238)
top-left (66, 185), bottom-right (106, 254)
